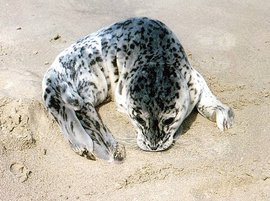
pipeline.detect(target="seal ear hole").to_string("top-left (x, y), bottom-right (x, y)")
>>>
top-left (163, 117), bottom-right (174, 125)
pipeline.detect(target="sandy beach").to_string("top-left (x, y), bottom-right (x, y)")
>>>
top-left (0, 0), bottom-right (270, 200)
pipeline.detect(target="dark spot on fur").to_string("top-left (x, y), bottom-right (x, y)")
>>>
top-left (70, 121), bottom-right (74, 132)
top-left (47, 79), bottom-right (52, 84)
top-left (118, 81), bottom-right (123, 95)
top-left (43, 93), bottom-right (48, 101)
top-left (112, 57), bottom-right (117, 67)
top-left (96, 56), bottom-right (103, 62)
top-left (123, 72), bottom-right (128, 79)
top-left (90, 60), bottom-right (96, 66)
top-left (45, 88), bottom-right (51, 94)
top-left (48, 96), bottom-right (61, 113)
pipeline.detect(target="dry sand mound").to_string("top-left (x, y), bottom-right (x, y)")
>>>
top-left (0, 98), bottom-right (46, 152)
top-left (0, 98), bottom-right (55, 184)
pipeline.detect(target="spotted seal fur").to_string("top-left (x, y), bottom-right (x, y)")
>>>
top-left (42, 17), bottom-right (234, 162)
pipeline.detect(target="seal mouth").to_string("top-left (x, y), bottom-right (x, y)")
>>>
top-left (137, 139), bottom-right (174, 152)
top-left (145, 146), bottom-right (171, 152)
top-left (136, 130), bottom-right (178, 152)
top-left (146, 144), bottom-right (161, 152)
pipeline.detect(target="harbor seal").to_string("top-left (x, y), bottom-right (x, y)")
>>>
top-left (42, 17), bottom-right (234, 162)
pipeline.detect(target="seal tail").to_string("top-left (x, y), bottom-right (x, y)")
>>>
top-left (42, 73), bottom-right (125, 162)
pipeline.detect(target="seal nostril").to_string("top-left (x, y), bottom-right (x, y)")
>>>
top-left (151, 147), bottom-right (158, 151)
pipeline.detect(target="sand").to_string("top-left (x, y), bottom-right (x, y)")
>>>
top-left (0, 0), bottom-right (270, 200)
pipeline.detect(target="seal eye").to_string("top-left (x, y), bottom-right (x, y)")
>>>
top-left (135, 116), bottom-right (146, 125)
top-left (163, 117), bottom-right (174, 125)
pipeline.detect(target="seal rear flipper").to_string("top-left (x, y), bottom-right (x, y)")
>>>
top-left (192, 69), bottom-right (235, 131)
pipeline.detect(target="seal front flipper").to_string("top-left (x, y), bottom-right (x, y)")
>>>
top-left (42, 73), bottom-right (125, 162)
top-left (75, 102), bottom-right (126, 162)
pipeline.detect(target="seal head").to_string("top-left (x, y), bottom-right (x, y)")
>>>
top-left (127, 63), bottom-right (189, 151)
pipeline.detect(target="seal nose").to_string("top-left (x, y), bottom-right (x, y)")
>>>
top-left (148, 144), bottom-right (159, 151)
